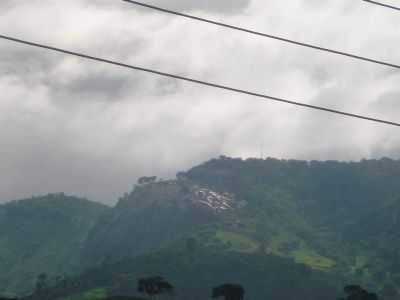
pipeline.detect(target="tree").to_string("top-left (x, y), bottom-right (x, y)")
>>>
top-left (212, 284), bottom-right (245, 300)
top-left (340, 285), bottom-right (379, 300)
top-left (137, 176), bottom-right (157, 185)
top-left (137, 276), bottom-right (174, 298)
top-left (35, 273), bottom-right (48, 293)
top-left (35, 273), bottom-right (49, 300)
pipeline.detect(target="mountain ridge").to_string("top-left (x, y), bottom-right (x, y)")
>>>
top-left (2, 156), bottom-right (400, 299)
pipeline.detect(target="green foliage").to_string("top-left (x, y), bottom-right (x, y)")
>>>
top-left (5, 156), bottom-right (400, 298)
top-left (0, 194), bottom-right (108, 296)
top-left (290, 249), bottom-right (335, 271)
top-left (83, 288), bottom-right (108, 300)
top-left (183, 156), bottom-right (400, 287)
top-left (35, 246), bottom-right (343, 300)
top-left (57, 288), bottom-right (108, 300)
top-left (215, 231), bottom-right (258, 253)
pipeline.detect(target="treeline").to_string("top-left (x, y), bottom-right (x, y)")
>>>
top-left (1, 275), bottom-right (380, 300)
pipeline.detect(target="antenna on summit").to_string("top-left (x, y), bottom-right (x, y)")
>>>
top-left (260, 140), bottom-right (265, 159)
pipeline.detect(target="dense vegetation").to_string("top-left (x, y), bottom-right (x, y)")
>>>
top-left (0, 194), bottom-right (107, 296)
top-left (81, 181), bottom-right (216, 267)
top-left (2, 157), bottom-right (400, 299)
top-left (26, 245), bottom-right (342, 300)
top-left (183, 157), bottom-right (400, 295)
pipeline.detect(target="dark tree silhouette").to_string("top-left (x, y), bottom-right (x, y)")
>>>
top-left (137, 177), bottom-right (157, 185)
top-left (212, 284), bottom-right (245, 300)
top-left (33, 273), bottom-right (50, 300)
top-left (340, 285), bottom-right (379, 300)
top-left (137, 276), bottom-right (174, 298)
top-left (35, 273), bottom-right (48, 293)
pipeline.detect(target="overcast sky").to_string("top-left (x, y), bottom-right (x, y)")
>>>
top-left (1, 0), bottom-right (400, 203)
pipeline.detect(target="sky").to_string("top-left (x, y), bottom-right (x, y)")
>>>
top-left (1, 0), bottom-right (400, 203)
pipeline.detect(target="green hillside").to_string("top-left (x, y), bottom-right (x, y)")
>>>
top-left (76, 157), bottom-right (400, 299)
top-left (27, 244), bottom-right (343, 300)
top-left (81, 180), bottom-right (218, 267)
top-left (182, 156), bottom-right (400, 296)
top-left (3, 157), bottom-right (400, 299)
top-left (0, 194), bottom-right (108, 296)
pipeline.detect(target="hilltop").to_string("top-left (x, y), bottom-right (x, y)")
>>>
top-left (2, 156), bottom-right (400, 299)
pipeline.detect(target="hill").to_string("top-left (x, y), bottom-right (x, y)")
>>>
top-left (3, 156), bottom-right (400, 299)
top-left (26, 245), bottom-right (343, 300)
top-left (181, 156), bottom-right (400, 296)
top-left (0, 193), bottom-right (108, 296)
top-left (75, 157), bottom-right (400, 298)
top-left (81, 178), bottom-right (238, 267)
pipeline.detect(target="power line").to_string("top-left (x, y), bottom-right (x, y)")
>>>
top-left (363, 0), bottom-right (400, 11)
top-left (122, 0), bottom-right (400, 70)
top-left (1, 34), bottom-right (399, 127)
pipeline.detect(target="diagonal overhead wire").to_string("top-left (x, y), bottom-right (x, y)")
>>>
top-left (363, 0), bottom-right (400, 11)
top-left (122, 0), bottom-right (400, 70)
top-left (1, 34), bottom-right (399, 127)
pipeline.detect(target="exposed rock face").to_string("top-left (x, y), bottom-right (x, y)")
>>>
top-left (81, 178), bottom-right (243, 265)
top-left (188, 186), bottom-right (236, 213)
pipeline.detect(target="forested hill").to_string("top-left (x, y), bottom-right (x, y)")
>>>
top-left (184, 156), bottom-right (400, 249)
top-left (2, 157), bottom-right (400, 299)
top-left (30, 246), bottom-right (342, 300)
top-left (180, 157), bottom-right (400, 297)
top-left (0, 194), bottom-right (108, 296)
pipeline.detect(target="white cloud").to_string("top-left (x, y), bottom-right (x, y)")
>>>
top-left (0, 0), bottom-right (400, 203)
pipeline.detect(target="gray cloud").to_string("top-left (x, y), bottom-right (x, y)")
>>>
top-left (1, 0), bottom-right (400, 203)
top-left (148, 0), bottom-right (251, 14)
